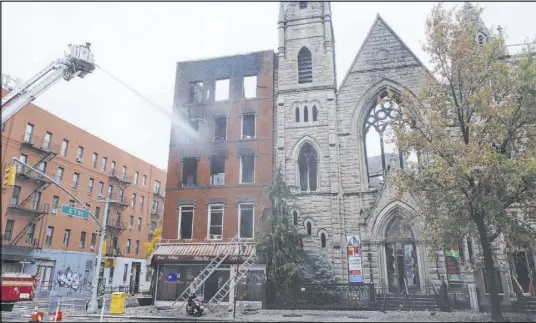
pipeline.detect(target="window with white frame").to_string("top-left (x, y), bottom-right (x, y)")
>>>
top-left (51, 196), bottom-right (59, 214)
top-left (241, 114), bottom-right (255, 139)
top-left (77, 146), bottom-right (84, 161)
top-left (240, 154), bottom-right (255, 184)
top-left (44, 132), bottom-right (52, 149)
top-left (142, 175), bottom-right (147, 187)
top-left (92, 153), bottom-right (98, 168)
top-left (72, 172), bottom-right (79, 189)
top-left (179, 206), bottom-right (194, 239)
top-left (208, 204), bottom-right (224, 240)
top-left (243, 76), bottom-right (257, 99)
top-left (134, 171), bottom-right (139, 185)
top-left (88, 178), bottom-right (94, 194)
top-left (215, 79), bottom-right (230, 101)
top-left (239, 203), bottom-right (254, 239)
top-left (129, 215), bottom-right (134, 229)
top-left (61, 139), bottom-right (69, 156)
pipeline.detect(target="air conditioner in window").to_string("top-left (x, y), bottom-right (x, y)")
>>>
top-left (243, 135), bottom-right (253, 139)
top-left (77, 157), bottom-right (83, 163)
top-left (90, 246), bottom-right (95, 251)
top-left (51, 209), bottom-right (57, 214)
top-left (209, 234), bottom-right (222, 240)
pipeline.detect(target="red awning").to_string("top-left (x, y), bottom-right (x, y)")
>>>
top-left (151, 242), bottom-right (255, 263)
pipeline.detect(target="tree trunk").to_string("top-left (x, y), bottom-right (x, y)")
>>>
top-left (475, 215), bottom-right (504, 322)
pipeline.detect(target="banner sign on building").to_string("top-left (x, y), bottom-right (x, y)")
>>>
top-left (346, 234), bottom-right (364, 284)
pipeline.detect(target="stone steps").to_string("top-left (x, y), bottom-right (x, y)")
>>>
top-left (376, 294), bottom-right (440, 311)
top-left (516, 296), bottom-right (536, 314)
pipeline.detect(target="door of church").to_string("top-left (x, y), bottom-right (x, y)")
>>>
top-left (384, 216), bottom-right (420, 294)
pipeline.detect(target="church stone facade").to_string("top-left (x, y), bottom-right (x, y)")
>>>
top-left (274, 1), bottom-right (534, 309)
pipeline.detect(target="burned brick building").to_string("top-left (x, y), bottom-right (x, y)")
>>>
top-left (154, 51), bottom-right (274, 305)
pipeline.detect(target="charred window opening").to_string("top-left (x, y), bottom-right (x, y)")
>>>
top-left (240, 154), bottom-right (255, 184)
top-left (214, 116), bottom-right (227, 140)
top-left (312, 105), bottom-right (318, 121)
top-left (298, 47), bottom-right (313, 84)
top-left (239, 203), bottom-right (254, 239)
top-left (179, 206), bottom-right (194, 239)
top-left (182, 158), bottom-right (198, 187)
top-left (215, 79), bottom-right (230, 101)
top-left (304, 106), bottom-right (309, 122)
top-left (188, 81), bottom-right (203, 104)
top-left (298, 143), bottom-right (318, 192)
top-left (210, 154), bottom-right (226, 185)
top-left (295, 107), bottom-right (300, 122)
top-left (243, 76), bottom-right (257, 99)
top-left (242, 114), bottom-right (256, 139)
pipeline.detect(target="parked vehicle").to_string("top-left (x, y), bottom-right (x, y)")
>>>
top-left (1, 273), bottom-right (34, 312)
top-left (185, 293), bottom-right (204, 317)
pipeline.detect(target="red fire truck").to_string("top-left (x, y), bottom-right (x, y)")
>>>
top-left (1, 273), bottom-right (35, 312)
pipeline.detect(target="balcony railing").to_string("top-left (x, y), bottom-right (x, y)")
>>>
top-left (151, 206), bottom-right (163, 217)
top-left (108, 169), bottom-right (132, 184)
top-left (8, 199), bottom-right (50, 214)
top-left (106, 217), bottom-right (127, 231)
top-left (104, 193), bottom-right (130, 206)
top-left (21, 133), bottom-right (60, 154)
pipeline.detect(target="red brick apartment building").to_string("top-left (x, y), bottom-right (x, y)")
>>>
top-left (1, 87), bottom-right (166, 294)
top-left (152, 51), bottom-right (274, 305)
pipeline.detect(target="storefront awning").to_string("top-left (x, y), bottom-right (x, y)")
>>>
top-left (151, 242), bottom-right (255, 264)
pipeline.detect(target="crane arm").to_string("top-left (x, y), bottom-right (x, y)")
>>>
top-left (1, 43), bottom-right (95, 122)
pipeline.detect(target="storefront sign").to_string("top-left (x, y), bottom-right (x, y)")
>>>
top-left (153, 254), bottom-right (247, 263)
top-left (346, 235), bottom-right (364, 284)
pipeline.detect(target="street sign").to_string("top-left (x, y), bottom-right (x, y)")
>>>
top-left (61, 204), bottom-right (90, 219)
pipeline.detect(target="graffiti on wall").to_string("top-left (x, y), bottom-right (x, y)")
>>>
top-left (54, 261), bottom-right (93, 293)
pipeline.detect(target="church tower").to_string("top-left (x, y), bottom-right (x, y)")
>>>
top-left (275, 1), bottom-right (345, 279)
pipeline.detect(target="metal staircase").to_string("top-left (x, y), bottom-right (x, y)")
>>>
top-left (206, 246), bottom-right (257, 312)
top-left (10, 212), bottom-right (47, 247)
top-left (171, 234), bottom-right (246, 309)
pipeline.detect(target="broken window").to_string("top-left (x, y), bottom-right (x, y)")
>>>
top-left (298, 143), bottom-right (318, 192)
top-left (239, 203), bottom-right (254, 239)
top-left (312, 105), bottom-right (318, 121)
top-left (298, 47), bottom-right (313, 84)
top-left (364, 92), bottom-right (417, 188)
top-left (243, 76), bottom-right (257, 99)
top-left (209, 154), bottom-right (226, 185)
top-left (182, 158), bottom-right (198, 186)
top-left (214, 116), bottom-right (227, 140)
top-left (215, 79), bottom-right (230, 101)
top-left (188, 81), bottom-right (203, 104)
top-left (208, 204), bottom-right (224, 239)
top-left (179, 205), bottom-right (194, 239)
top-left (242, 114), bottom-right (255, 139)
top-left (240, 154), bottom-right (255, 184)
top-left (295, 107), bottom-right (300, 122)
top-left (304, 106), bottom-right (309, 122)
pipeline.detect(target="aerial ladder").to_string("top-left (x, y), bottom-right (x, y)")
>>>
top-left (1, 43), bottom-right (95, 123)
top-left (171, 234), bottom-right (249, 310)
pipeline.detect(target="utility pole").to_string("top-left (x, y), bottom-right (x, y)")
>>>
top-left (88, 196), bottom-right (110, 313)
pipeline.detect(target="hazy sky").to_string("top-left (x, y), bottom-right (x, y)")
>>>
top-left (2, 2), bottom-right (535, 170)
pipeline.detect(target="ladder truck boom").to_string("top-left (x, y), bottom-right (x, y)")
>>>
top-left (1, 43), bottom-right (95, 122)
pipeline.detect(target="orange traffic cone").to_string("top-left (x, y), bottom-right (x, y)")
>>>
top-left (30, 304), bottom-right (43, 322)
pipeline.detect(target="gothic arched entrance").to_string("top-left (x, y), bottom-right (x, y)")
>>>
top-left (384, 216), bottom-right (420, 294)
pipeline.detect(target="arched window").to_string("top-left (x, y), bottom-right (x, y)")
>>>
top-left (298, 47), bottom-right (313, 84)
top-left (364, 90), bottom-right (417, 188)
top-left (312, 105), bottom-right (318, 121)
top-left (306, 222), bottom-right (312, 235)
top-left (303, 106), bottom-right (309, 122)
top-left (295, 107), bottom-right (300, 122)
top-left (320, 233), bottom-right (326, 248)
top-left (298, 143), bottom-right (318, 192)
top-left (292, 211), bottom-right (298, 226)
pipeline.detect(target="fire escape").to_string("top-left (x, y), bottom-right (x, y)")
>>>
top-left (6, 132), bottom-right (59, 248)
top-left (104, 168), bottom-right (131, 257)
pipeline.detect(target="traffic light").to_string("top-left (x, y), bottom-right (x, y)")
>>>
top-left (3, 165), bottom-right (16, 187)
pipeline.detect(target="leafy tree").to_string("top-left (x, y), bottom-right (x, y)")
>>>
top-left (256, 168), bottom-right (308, 296)
top-left (390, 3), bottom-right (536, 321)
top-left (305, 250), bottom-right (338, 285)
